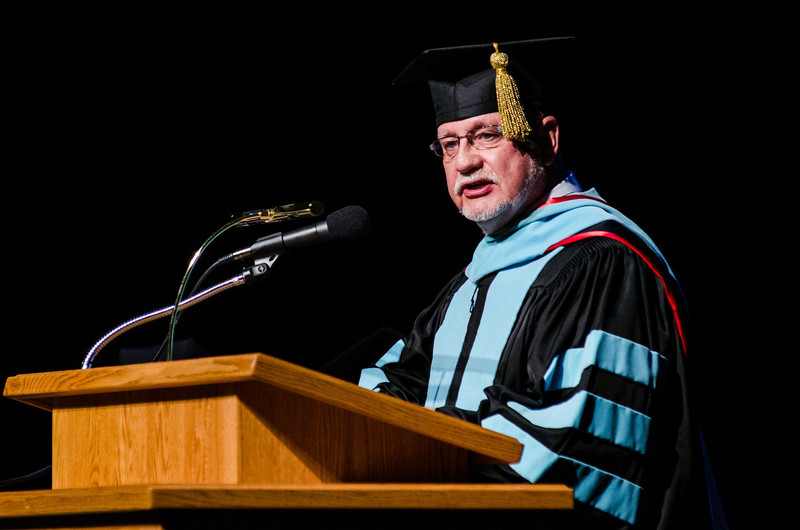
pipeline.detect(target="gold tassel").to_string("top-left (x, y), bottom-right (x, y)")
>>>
top-left (490, 42), bottom-right (532, 141)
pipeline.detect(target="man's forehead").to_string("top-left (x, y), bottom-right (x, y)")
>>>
top-left (437, 112), bottom-right (502, 136)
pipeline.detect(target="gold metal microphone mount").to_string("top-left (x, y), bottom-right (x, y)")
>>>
top-left (231, 201), bottom-right (324, 226)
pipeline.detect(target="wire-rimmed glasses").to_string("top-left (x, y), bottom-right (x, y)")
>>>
top-left (429, 125), bottom-right (505, 159)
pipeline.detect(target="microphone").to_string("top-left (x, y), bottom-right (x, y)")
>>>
top-left (232, 205), bottom-right (370, 261)
top-left (231, 200), bottom-right (324, 226)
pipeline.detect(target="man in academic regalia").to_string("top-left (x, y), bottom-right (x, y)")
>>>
top-left (358, 39), bottom-right (720, 529)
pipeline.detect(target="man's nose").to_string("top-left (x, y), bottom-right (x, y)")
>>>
top-left (451, 138), bottom-right (482, 173)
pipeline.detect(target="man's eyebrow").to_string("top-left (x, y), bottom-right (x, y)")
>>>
top-left (437, 123), bottom-right (495, 139)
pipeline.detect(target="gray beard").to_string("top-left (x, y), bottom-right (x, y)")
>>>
top-left (457, 157), bottom-right (546, 228)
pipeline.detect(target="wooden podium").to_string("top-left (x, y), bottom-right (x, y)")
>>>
top-left (0, 353), bottom-right (572, 529)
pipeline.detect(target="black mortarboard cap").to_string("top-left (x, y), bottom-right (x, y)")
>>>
top-left (394, 37), bottom-right (575, 139)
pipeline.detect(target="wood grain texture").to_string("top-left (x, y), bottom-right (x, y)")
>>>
top-left (0, 484), bottom-right (573, 517)
top-left (4, 353), bottom-right (523, 467)
top-left (3, 354), bottom-right (261, 407)
top-left (51, 385), bottom-right (242, 489)
top-left (236, 382), bottom-right (469, 484)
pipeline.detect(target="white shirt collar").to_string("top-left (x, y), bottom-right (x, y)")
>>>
top-left (547, 171), bottom-right (583, 199)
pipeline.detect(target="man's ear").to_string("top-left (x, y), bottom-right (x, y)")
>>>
top-left (541, 115), bottom-right (559, 166)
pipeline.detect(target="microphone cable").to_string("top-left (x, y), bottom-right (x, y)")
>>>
top-left (148, 251), bottom-right (253, 363)
top-left (0, 464), bottom-right (51, 489)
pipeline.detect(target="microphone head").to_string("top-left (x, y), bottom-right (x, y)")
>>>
top-left (326, 206), bottom-right (371, 242)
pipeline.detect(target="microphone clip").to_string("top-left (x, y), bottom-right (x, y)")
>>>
top-left (242, 258), bottom-right (275, 285)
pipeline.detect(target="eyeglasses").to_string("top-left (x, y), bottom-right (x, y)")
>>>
top-left (429, 125), bottom-right (505, 159)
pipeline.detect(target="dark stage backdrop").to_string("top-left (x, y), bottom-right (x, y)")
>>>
top-left (4, 13), bottom-right (790, 528)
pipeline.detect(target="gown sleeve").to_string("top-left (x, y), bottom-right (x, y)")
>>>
top-left (470, 236), bottom-right (697, 527)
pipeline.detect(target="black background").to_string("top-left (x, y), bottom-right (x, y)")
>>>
top-left (3, 8), bottom-right (792, 528)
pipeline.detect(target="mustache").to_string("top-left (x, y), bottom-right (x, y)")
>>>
top-left (453, 171), bottom-right (500, 195)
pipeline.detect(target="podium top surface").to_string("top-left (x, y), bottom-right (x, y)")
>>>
top-left (4, 353), bottom-right (523, 465)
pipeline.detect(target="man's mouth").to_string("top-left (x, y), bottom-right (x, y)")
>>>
top-left (460, 179), bottom-right (495, 198)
